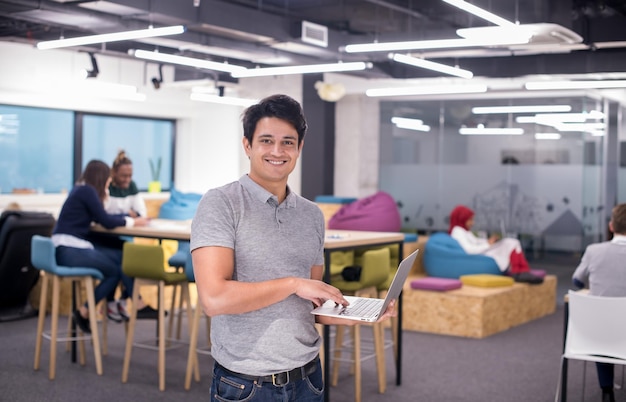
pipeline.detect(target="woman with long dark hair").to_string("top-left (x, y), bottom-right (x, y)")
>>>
top-left (52, 160), bottom-right (150, 333)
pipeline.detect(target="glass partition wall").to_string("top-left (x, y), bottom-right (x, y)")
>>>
top-left (379, 96), bottom-right (611, 253)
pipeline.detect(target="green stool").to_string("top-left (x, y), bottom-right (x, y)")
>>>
top-left (120, 242), bottom-right (191, 391)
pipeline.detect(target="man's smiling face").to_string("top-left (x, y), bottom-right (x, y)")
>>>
top-left (244, 116), bottom-right (302, 192)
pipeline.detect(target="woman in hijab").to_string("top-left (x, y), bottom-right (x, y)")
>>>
top-left (448, 205), bottom-right (542, 283)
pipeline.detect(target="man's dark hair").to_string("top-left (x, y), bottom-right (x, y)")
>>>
top-left (242, 94), bottom-right (307, 146)
top-left (611, 204), bottom-right (626, 234)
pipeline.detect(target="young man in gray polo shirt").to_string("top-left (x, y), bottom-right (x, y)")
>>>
top-left (190, 94), bottom-right (396, 401)
top-left (572, 203), bottom-right (626, 402)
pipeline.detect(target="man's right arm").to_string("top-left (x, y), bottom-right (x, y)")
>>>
top-left (192, 246), bottom-right (347, 317)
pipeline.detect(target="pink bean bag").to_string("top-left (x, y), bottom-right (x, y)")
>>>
top-left (328, 191), bottom-right (401, 232)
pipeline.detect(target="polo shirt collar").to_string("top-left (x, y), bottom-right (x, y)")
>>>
top-left (239, 174), bottom-right (296, 208)
top-left (611, 234), bottom-right (626, 244)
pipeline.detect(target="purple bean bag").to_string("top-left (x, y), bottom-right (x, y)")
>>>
top-left (328, 191), bottom-right (401, 232)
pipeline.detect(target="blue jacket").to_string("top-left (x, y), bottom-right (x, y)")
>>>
top-left (53, 184), bottom-right (126, 240)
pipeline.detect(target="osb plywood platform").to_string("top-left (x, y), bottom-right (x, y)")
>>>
top-left (402, 274), bottom-right (557, 338)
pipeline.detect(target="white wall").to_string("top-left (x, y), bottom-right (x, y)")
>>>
top-left (0, 42), bottom-right (408, 206)
top-left (0, 41), bottom-right (245, 195)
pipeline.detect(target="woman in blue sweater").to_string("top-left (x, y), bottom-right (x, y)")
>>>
top-left (52, 160), bottom-right (150, 333)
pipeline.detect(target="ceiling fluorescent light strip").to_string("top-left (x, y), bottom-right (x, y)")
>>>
top-left (367, 84), bottom-right (487, 97)
top-left (132, 49), bottom-right (246, 74)
top-left (391, 117), bottom-right (431, 132)
top-left (390, 53), bottom-right (473, 79)
top-left (395, 122), bottom-right (431, 132)
top-left (525, 80), bottom-right (626, 90)
top-left (555, 123), bottom-right (606, 132)
top-left (231, 62), bottom-right (371, 78)
top-left (190, 93), bottom-right (257, 107)
top-left (472, 105), bottom-right (572, 114)
top-left (535, 133), bottom-right (561, 140)
top-left (344, 37), bottom-right (529, 53)
top-left (441, 0), bottom-right (517, 27)
top-left (37, 25), bottom-right (185, 50)
top-left (459, 127), bottom-right (524, 135)
top-left (391, 117), bottom-right (423, 126)
top-left (516, 112), bottom-right (605, 125)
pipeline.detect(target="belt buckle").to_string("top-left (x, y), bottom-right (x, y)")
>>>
top-left (272, 371), bottom-right (288, 386)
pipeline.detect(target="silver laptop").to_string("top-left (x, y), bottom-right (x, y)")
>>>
top-left (311, 249), bottom-right (419, 323)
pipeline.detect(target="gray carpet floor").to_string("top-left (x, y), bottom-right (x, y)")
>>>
top-left (1, 251), bottom-right (624, 402)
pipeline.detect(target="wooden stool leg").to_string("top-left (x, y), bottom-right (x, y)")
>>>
top-left (331, 326), bottom-right (346, 386)
top-left (121, 281), bottom-right (140, 384)
top-left (182, 284), bottom-right (199, 381)
top-left (84, 277), bottom-right (103, 376)
top-left (34, 273), bottom-right (49, 371)
top-left (185, 298), bottom-right (202, 390)
top-left (167, 283), bottom-right (178, 341)
top-left (176, 283), bottom-right (186, 340)
top-left (373, 322), bottom-right (386, 394)
top-left (74, 280), bottom-right (86, 367)
top-left (354, 325), bottom-right (361, 402)
top-left (391, 315), bottom-right (398, 362)
top-left (158, 281), bottom-right (166, 391)
top-left (65, 307), bottom-right (72, 353)
top-left (316, 323), bottom-right (324, 378)
top-left (49, 275), bottom-right (61, 380)
top-left (100, 299), bottom-right (108, 356)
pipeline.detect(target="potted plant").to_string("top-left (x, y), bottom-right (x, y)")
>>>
top-left (148, 157), bottom-right (162, 193)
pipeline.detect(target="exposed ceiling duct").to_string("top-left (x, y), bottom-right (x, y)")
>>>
top-left (0, 0), bottom-right (625, 81)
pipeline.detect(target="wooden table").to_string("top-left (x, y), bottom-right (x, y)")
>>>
top-left (93, 222), bottom-right (406, 401)
top-left (323, 230), bottom-right (406, 402)
top-left (91, 219), bottom-right (192, 241)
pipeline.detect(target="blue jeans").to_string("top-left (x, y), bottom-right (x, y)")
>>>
top-left (210, 360), bottom-right (324, 402)
top-left (55, 245), bottom-right (133, 304)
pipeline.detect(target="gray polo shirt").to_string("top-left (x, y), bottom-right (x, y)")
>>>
top-left (572, 235), bottom-right (626, 297)
top-left (190, 174), bottom-right (325, 375)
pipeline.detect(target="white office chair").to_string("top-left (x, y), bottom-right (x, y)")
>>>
top-left (554, 291), bottom-right (626, 402)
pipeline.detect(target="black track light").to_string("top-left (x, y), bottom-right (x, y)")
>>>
top-left (151, 64), bottom-right (164, 89)
top-left (81, 52), bottom-right (99, 79)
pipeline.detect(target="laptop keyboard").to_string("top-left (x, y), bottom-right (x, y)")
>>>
top-left (340, 298), bottom-right (383, 318)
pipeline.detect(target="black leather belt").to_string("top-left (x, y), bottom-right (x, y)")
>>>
top-left (215, 356), bottom-right (319, 387)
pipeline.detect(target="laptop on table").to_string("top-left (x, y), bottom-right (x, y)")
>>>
top-left (311, 249), bottom-right (419, 323)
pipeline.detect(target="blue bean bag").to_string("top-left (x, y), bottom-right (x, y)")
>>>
top-left (158, 188), bottom-right (202, 220)
top-left (423, 232), bottom-right (501, 279)
top-left (159, 188), bottom-right (201, 268)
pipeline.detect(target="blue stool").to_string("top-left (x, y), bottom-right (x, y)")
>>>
top-left (168, 241), bottom-right (190, 269)
top-left (31, 235), bottom-right (104, 380)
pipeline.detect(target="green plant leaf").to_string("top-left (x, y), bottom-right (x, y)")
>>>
top-left (149, 157), bottom-right (162, 181)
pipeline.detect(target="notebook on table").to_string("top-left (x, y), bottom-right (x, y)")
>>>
top-left (311, 249), bottom-right (419, 323)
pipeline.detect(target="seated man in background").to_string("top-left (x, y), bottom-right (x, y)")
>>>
top-left (572, 203), bottom-right (626, 402)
